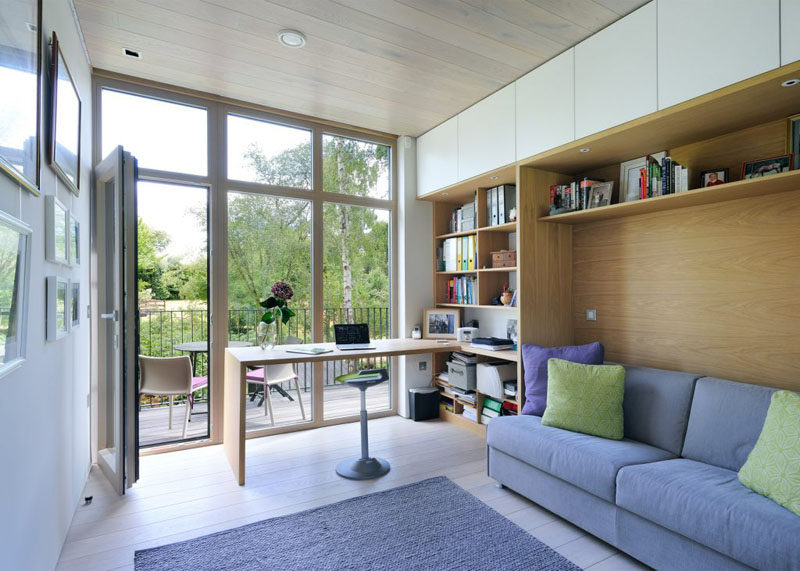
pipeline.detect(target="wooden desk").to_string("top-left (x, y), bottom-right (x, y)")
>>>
top-left (223, 338), bottom-right (461, 485)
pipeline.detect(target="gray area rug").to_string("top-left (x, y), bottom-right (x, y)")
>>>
top-left (135, 476), bottom-right (580, 570)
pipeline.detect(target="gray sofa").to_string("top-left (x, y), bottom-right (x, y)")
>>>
top-left (486, 365), bottom-right (800, 570)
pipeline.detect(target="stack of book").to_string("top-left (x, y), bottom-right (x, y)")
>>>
top-left (446, 275), bottom-right (476, 304)
top-left (451, 386), bottom-right (476, 404)
top-left (442, 235), bottom-right (476, 272)
top-left (471, 337), bottom-right (515, 351)
top-left (639, 155), bottom-right (690, 198)
top-left (449, 194), bottom-right (478, 233)
top-left (462, 404), bottom-right (478, 422)
top-left (501, 401), bottom-right (518, 416)
top-left (486, 184), bottom-right (517, 226)
top-left (503, 380), bottom-right (517, 398)
top-left (481, 397), bottom-right (503, 423)
top-left (550, 177), bottom-right (603, 212)
top-left (451, 351), bottom-right (478, 364)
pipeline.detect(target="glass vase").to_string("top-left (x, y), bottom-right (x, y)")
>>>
top-left (257, 320), bottom-right (277, 351)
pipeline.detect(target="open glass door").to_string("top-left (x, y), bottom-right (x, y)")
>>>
top-left (94, 145), bottom-right (139, 494)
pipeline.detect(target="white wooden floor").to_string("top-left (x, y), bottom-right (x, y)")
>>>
top-left (57, 416), bottom-right (648, 570)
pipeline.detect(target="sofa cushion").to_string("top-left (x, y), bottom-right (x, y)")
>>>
top-left (486, 415), bottom-right (674, 502)
top-left (739, 390), bottom-right (800, 516)
top-left (542, 359), bottom-right (625, 440)
top-left (621, 365), bottom-right (699, 455)
top-left (682, 377), bottom-right (776, 471)
top-left (521, 341), bottom-right (604, 416)
top-left (616, 458), bottom-right (800, 570)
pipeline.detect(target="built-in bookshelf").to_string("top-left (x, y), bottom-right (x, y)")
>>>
top-left (418, 61), bottom-right (800, 432)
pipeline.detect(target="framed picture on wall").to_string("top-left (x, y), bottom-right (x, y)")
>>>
top-left (69, 214), bottom-right (79, 265)
top-left (45, 196), bottom-right (69, 264)
top-left (70, 281), bottom-right (80, 328)
top-left (0, 210), bottom-right (33, 378)
top-left (0, 0), bottom-right (42, 195)
top-left (788, 114), bottom-right (800, 170)
top-left (46, 276), bottom-right (69, 341)
top-left (48, 31), bottom-right (81, 196)
top-left (423, 307), bottom-right (460, 339)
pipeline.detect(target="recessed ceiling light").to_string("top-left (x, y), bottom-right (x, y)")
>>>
top-left (780, 78), bottom-right (800, 87)
top-left (579, 147), bottom-right (591, 153)
top-left (123, 47), bottom-right (141, 59)
top-left (278, 29), bottom-right (306, 48)
top-left (489, 176), bottom-right (499, 180)
top-left (442, 192), bottom-right (448, 196)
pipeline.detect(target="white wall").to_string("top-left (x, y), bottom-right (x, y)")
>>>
top-left (396, 136), bottom-right (433, 417)
top-left (0, 0), bottom-right (92, 568)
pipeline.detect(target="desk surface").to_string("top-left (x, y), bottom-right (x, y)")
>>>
top-left (225, 338), bottom-right (462, 365)
top-left (175, 340), bottom-right (251, 352)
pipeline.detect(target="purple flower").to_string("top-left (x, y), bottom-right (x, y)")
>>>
top-left (271, 280), bottom-right (294, 301)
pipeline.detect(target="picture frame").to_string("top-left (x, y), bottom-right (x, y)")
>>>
top-left (69, 281), bottom-right (79, 328)
top-left (45, 195), bottom-right (69, 264)
top-left (742, 154), bottom-right (793, 180)
top-left (619, 151), bottom-right (666, 203)
top-left (48, 31), bottom-right (81, 196)
top-left (46, 275), bottom-right (69, 341)
top-left (69, 213), bottom-right (79, 265)
top-left (588, 181), bottom-right (614, 209)
top-left (700, 168), bottom-right (729, 187)
top-left (788, 114), bottom-right (800, 170)
top-left (0, 210), bottom-right (33, 378)
top-left (423, 307), bottom-right (460, 339)
top-left (0, 0), bottom-right (42, 195)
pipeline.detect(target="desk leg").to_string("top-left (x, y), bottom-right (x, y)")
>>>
top-left (224, 351), bottom-right (246, 485)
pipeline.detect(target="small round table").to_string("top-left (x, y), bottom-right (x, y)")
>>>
top-left (173, 340), bottom-right (252, 372)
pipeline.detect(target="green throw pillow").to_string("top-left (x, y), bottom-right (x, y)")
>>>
top-left (541, 358), bottom-right (625, 440)
top-left (738, 390), bottom-right (800, 516)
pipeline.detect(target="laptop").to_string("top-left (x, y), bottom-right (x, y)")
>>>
top-left (334, 323), bottom-right (376, 350)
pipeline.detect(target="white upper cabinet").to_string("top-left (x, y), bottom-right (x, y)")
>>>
top-left (416, 116), bottom-right (458, 196)
top-left (457, 84), bottom-right (515, 181)
top-left (575, 2), bottom-right (657, 140)
top-left (658, 0), bottom-right (780, 109)
top-left (516, 49), bottom-right (575, 161)
top-left (782, 0), bottom-right (800, 65)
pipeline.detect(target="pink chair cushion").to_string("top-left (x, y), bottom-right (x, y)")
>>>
top-left (245, 367), bottom-right (265, 382)
top-left (191, 376), bottom-right (208, 391)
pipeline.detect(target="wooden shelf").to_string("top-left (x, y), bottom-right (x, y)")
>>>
top-left (478, 267), bottom-right (517, 273)
top-left (435, 229), bottom-right (477, 240)
top-left (436, 303), bottom-right (518, 311)
top-left (541, 170), bottom-right (800, 224)
top-left (436, 270), bottom-right (477, 275)
top-left (479, 221), bottom-right (517, 233)
top-left (456, 343), bottom-right (519, 362)
top-left (439, 408), bottom-right (486, 435)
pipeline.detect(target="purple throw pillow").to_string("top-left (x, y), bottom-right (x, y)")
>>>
top-left (521, 342), bottom-right (605, 416)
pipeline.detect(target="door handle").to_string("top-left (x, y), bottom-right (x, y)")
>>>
top-left (100, 310), bottom-right (119, 322)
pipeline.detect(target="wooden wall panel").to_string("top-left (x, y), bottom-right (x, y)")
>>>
top-left (573, 189), bottom-right (800, 390)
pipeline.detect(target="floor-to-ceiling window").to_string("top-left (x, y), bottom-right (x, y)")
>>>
top-left (96, 76), bottom-right (396, 446)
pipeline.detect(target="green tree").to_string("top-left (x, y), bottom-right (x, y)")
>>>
top-left (137, 218), bottom-right (170, 299)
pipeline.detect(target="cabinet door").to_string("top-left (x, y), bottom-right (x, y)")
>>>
top-left (783, 0), bottom-right (800, 65)
top-left (575, 2), bottom-right (656, 140)
top-left (658, 0), bottom-right (780, 109)
top-left (516, 49), bottom-right (575, 161)
top-left (457, 84), bottom-right (515, 181)
top-left (416, 116), bottom-right (458, 196)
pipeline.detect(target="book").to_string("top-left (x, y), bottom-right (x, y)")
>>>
top-left (451, 351), bottom-right (478, 364)
top-left (471, 337), bottom-right (514, 347)
top-left (503, 380), bottom-right (517, 397)
top-left (481, 407), bottom-right (500, 419)
top-left (462, 405), bottom-right (478, 422)
top-left (285, 347), bottom-right (333, 355)
top-left (483, 397), bottom-right (503, 413)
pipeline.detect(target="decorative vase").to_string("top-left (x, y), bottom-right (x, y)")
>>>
top-left (257, 311), bottom-right (280, 351)
top-left (501, 291), bottom-right (513, 306)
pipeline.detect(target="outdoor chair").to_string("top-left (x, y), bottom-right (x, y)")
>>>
top-left (139, 355), bottom-right (208, 439)
top-left (245, 335), bottom-right (306, 426)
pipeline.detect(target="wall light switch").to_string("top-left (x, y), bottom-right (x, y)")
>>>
top-left (585, 309), bottom-right (597, 321)
top-left (418, 361), bottom-right (427, 371)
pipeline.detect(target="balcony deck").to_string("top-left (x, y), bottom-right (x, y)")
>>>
top-left (140, 382), bottom-right (391, 447)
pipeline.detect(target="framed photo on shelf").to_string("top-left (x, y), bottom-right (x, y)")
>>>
top-left (46, 276), bottom-right (69, 341)
top-left (619, 151), bottom-right (666, 203)
top-left (45, 196), bottom-right (69, 264)
top-left (0, 0), bottom-right (42, 195)
top-left (700, 168), bottom-right (729, 187)
top-left (588, 182), bottom-right (614, 208)
top-left (48, 31), bottom-right (82, 196)
top-left (742, 155), bottom-right (793, 179)
top-left (788, 114), bottom-right (800, 170)
top-left (0, 210), bottom-right (33, 378)
top-left (423, 308), bottom-right (460, 339)
top-left (70, 281), bottom-right (80, 328)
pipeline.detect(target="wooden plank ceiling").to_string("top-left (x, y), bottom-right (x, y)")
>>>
top-left (74, 0), bottom-right (646, 136)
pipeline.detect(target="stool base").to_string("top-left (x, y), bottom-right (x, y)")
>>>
top-left (335, 457), bottom-right (390, 480)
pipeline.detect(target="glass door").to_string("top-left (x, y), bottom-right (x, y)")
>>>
top-left (94, 146), bottom-right (139, 494)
